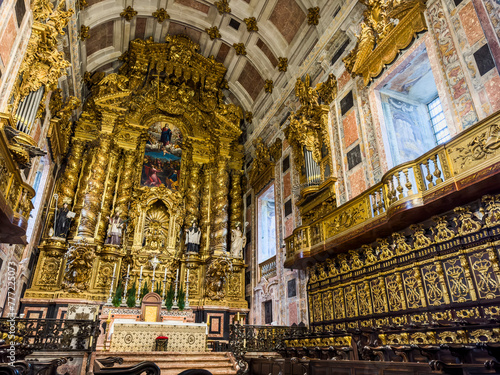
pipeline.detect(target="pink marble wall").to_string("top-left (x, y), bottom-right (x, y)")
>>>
top-left (348, 167), bottom-right (366, 199)
top-left (283, 172), bottom-right (291, 198)
top-left (338, 70), bottom-right (351, 92)
top-left (285, 217), bottom-right (293, 237)
top-left (342, 110), bottom-right (358, 148)
top-left (484, 75), bottom-right (500, 112)
top-left (289, 301), bottom-right (298, 324)
top-left (0, 16), bottom-right (17, 67)
top-left (459, 2), bottom-right (484, 46)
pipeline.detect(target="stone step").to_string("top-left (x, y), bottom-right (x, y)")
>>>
top-left (160, 369), bottom-right (235, 375)
top-left (118, 360), bottom-right (232, 368)
top-left (95, 351), bottom-right (237, 375)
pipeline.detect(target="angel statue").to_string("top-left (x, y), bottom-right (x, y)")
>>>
top-left (230, 222), bottom-right (247, 258)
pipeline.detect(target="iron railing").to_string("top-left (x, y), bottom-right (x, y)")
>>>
top-left (0, 318), bottom-right (101, 352)
top-left (229, 323), bottom-right (308, 375)
top-left (229, 324), bottom-right (308, 353)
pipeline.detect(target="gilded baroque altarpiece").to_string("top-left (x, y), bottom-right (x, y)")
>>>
top-left (25, 36), bottom-right (247, 310)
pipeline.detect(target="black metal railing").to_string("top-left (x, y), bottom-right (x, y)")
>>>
top-left (229, 323), bottom-right (308, 353)
top-left (0, 318), bottom-right (101, 352)
top-left (229, 323), bottom-right (308, 375)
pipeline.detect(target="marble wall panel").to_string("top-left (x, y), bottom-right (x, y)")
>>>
top-left (342, 110), bottom-right (358, 148)
top-left (484, 75), bottom-right (500, 112)
top-left (348, 166), bottom-right (366, 199)
top-left (283, 172), bottom-right (291, 198)
top-left (338, 70), bottom-right (351, 92)
top-left (458, 2), bottom-right (484, 46)
top-left (0, 16), bottom-right (16, 66)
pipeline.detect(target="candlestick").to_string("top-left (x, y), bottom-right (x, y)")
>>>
top-left (121, 265), bottom-right (130, 306)
top-left (185, 267), bottom-right (190, 309)
top-left (136, 272), bottom-right (143, 307)
top-left (106, 263), bottom-right (117, 305)
top-left (173, 268), bottom-right (179, 308)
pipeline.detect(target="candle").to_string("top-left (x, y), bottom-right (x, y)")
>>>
top-left (140, 266), bottom-right (143, 278)
top-left (176, 268), bottom-right (179, 282)
top-left (186, 268), bottom-right (190, 281)
top-left (164, 268), bottom-right (167, 280)
top-left (112, 263), bottom-right (117, 277)
top-left (152, 266), bottom-right (156, 280)
top-left (126, 264), bottom-right (130, 276)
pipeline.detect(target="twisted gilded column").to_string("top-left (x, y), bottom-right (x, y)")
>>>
top-left (212, 157), bottom-right (229, 252)
top-left (96, 147), bottom-right (120, 243)
top-left (57, 139), bottom-right (86, 206)
top-left (230, 170), bottom-right (243, 229)
top-left (200, 164), bottom-right (213, 253)
top-left (77, 135), bottom-right (113, 239)
top-left (69, 147), bottom-right (96, 238)
top-left (115, 150), bottom-right (136, 219)
top-left (186, 163), bottom-right (202, 226)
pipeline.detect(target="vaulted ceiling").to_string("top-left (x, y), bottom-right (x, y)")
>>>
top-left (77, 0), bottom-right (345, 120)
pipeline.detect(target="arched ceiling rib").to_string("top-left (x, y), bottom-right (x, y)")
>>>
top-left (78, 0), bottom-right (339, 113)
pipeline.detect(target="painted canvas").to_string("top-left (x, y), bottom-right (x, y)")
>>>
top-left (141, 123), bottom-right (182, 190)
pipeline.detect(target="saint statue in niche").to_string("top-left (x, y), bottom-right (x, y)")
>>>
top-left (54, 202), bottom-right (75, 238)
top-left (106, 211), bottom-right (126, 245)
top-left (141, 123), bottom-right (182, 190)
top-left (230, 222), bottom-right (246, 258)
top-left (185, 221), bottom-right (201, 253)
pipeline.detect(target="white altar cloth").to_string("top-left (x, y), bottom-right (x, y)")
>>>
top-left (110, 319), bottom-right (208, 352)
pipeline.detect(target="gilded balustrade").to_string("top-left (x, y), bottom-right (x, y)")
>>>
top-left (286, 110), bottom-right (500, 268)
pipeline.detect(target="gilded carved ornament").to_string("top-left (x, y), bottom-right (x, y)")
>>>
top-left (62, 242), bottom-right (96, 293)
top-left (245, 112), bottom-right (253, 124)
top-left (120, 6), bottom-right (137, 21)
top-left (79, 25), bottom-right (90, 41)
top-left (233, 43), bottom-right (247, 56)
top-left (244, 17), bottom-right (258, 32)
top-left (206, 26), bottom-right (221, 40)
top-left (215, 0), bottom-right (231, 14)
top-left (264, 80), bottom-right (274, 93)
top-left (248, 137), bottom-right (272, 187)
top-left (11, 0), bottom-right (74, 112)
top-left (152, 8), bottom-right (170, 23)
top-left (284, 74), bottom-right (335, 169)
top-left (307, 7), bottom-right (320, 25)
top-left (278, 57), bottom-right (288, 72)
top-left (343, 0), bottom-right (427, 84)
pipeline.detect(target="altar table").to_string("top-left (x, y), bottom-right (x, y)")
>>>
top-left (110, 319), bottom-right (208, 352)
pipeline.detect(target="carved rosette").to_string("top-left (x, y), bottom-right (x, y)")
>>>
top-left (58, 139), bottom-right (86, 206)
top-left (78, 135), bottom-right (113, 238)
top-left (212, 157), bottom-right (229, 251)
top-left (186, 163), bottom-right (202, 226)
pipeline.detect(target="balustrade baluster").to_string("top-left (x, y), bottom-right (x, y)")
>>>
top-left (403, 168), bottom-right (413, 195)
top-left (432, 154), bottom-right (443, 184)
top-left (371, 191), bottom-right (377, 216)
top-left (423, 160), bottom-right (434, 188)
top-left (378, 188), bottom-right (385, 213)
top-left (395, 172), bottom-right (404, 199)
